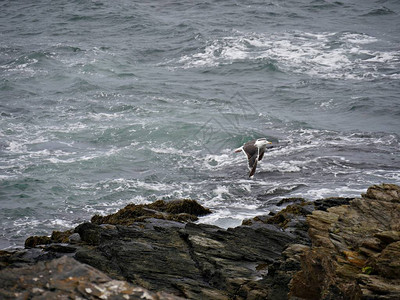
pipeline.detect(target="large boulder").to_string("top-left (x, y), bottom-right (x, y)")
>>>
top-left (91, 199), bottom-right (212, 225)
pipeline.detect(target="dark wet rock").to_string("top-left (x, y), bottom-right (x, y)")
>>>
top-left (24, 235), bottom-right (51, 248)
top-left (72, 219), bottom-right (296, 299)
top-left (264, 243), bottom-right (311, 299)
top-left (4, 185), bottom-right (400, 299)
top-left (277, 197), bottom-right (308, 206)
top-left (368, 240), bottom-right (400, 279)
top-left (265, 202), bottom-right (314, 228)
top-left (51, 229), bottom-right (74, 243)
top-left (44, 244), bottom-right (77, 253)
top-left (68, 232), bottom-right (81, 243)
top-left (74, 222), bottom-right (102, 245)
top-left (24, 229), bottom-right (75, 249)
top-left (313, 197), bottom-right (353, 211)
top-left (0, 248), bottom-right (65, 270)
top-left (243, 200), bottom-right (314, 246)
top-left (0, 250), bottom-right (17, 270)
top-left (0, 256), bottom-right (182, 300)
top-left (242, 214), bottom-right (273, 225)
top-left (91, 199), bottom-right (212, 225)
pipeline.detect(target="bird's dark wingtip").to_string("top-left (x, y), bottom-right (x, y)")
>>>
top-left (248, 160), bottom-right (258, 177)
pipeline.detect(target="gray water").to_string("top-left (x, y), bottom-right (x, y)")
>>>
top-left (1, 0), bottom-right (399, 249)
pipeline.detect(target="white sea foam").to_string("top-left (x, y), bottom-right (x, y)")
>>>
top-left (238, 183), bottom-right (252, 193)
top-left (149, 146), bottom-right (201, 157)
top-left (13, 217), bottom-right (41, 230)
top-left (340, 33), bottom-right (378, 44)
top-left (364, 52), bottom-right (397, 63)
top-left (198, 206), bottom-right (269, 229)
top-left (6, 141), bottom-right (28, 153)
top-left (46, 157), bottom-right (76, 164)
top-left (134, 180), bottom-right (178, 192)
top-left (261, 161), bottom-right (302, 173)
top-left (290, 186), bottom-right (365, 200)
top-left (47, 122), bottom-right (89, 133)
top-left (169, 31), bottom-right (399, 80)
top-left (364, 170), bottom-right (400, 181)
top-left (2, 58), bottom-right (40, 77)
top-left (0, 174), bottom-right (16, 180)
top-left (203, 153), bottom-right (239, 169)
top-left (212, 185), bottom-right (230, 199)
top-left (87, 112), bottom-right (124, 121)
top-left (82, 195), bottom-right (152, 216)
top-left (48, 218), bottom-right (75, 228)
top-left (263, 183), bottom-right (306, 196)
top-left (11, 216), bottom-right (75, 236)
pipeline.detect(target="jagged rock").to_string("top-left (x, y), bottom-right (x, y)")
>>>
top-left (289, 183), bottom-right (400, 299)
top-left (4, 184), bottom-right (400, 300)
top-left (242, 200), bottom-right (313, 245)
top-left (0, 250), bottom-right (16, 270)
top-left (68, 232), bottom-right (81, 243)
top-left (51, 229), bottom-right (74, 243)
top-left (356, 274), bottom-right (400, 299)
top-left (91, 199), bottom-right (212, 225)
top-left (374, 230), bottom-right (400, 244)
top-left (44, 244), bottom-right (77, 253)
top-left (24, 229), bottom-right (75, 249)
top-left (0, 248), bottom-right (67, 271)
top-left (276, 197), bottom-right (307, 206)
top-left (363, 183), bottom-right (400, 203)
top-left (242, 214), bottom-right (274, 225)
top-left (266, 202), bottom-right (313, 228)
top-left (370, 241), bottom-right (400, 279)
top-left (73, 218), bottom-right (296, 299)
top-left (0, 256), bottom-right (182, 300)
top-left (264, 243), bottom-right (310, 299)
top-left (24, 235), bottom-right (51, 248)
top-left (313, 197), bottom-right (353, 211)
top-left (75, 222), bottom-right (102, 245)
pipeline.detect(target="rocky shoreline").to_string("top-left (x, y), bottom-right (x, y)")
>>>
top-left (0, 184), bottom-right (399, 299)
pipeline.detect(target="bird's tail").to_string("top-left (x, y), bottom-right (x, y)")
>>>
top-left (234, 147), bottom-right (243, 153)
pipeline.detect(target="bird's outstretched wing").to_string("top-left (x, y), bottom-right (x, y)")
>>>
top-left (248, 154), bottom-right (258, 177)
top-left (258, 150), bottom-right (264, 161)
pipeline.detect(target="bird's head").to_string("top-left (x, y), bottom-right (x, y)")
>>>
top-left (255, 138), bottom-right (272, 148)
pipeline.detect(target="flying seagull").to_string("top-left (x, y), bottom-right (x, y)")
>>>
top-left (234, 138), bottom-right (272, 177)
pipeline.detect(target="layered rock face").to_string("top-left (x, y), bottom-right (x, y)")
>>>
top-left (0, 184), bottom-right (399, 299)
top-left (289, 183), bottom-right (400, 299)
top-left (52, 205), bottom-right (300, 299)
top-left (0, 256), bottom-right (182, 300)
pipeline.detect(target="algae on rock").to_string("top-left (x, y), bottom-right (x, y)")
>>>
top-left (91, 199), bottom-right (212, 225)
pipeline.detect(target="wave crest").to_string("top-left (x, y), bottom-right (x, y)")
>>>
top-left (167, 31), bottom-right (399, 80)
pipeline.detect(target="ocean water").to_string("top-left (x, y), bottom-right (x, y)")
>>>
top-left (1, 0), bottom-right (399, 249)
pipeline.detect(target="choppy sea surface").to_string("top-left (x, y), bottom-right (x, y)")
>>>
top-left (1, 0), bottom-right (399, 249)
